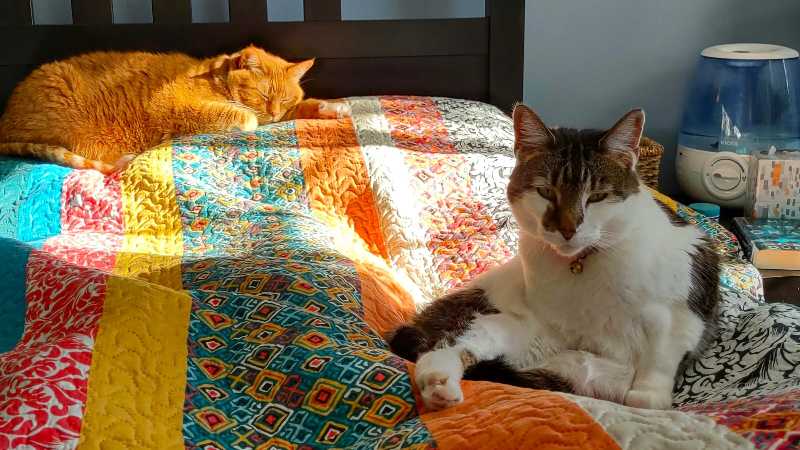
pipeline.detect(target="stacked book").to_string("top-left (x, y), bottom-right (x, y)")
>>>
top-left (732, 218), bottom-right (800, 303)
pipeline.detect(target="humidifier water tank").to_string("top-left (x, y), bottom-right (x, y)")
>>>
top-left (676, 43), bottom-right (800, 207)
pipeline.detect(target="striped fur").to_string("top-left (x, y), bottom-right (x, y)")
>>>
top-left (0, 143), bottom-right (117, 173)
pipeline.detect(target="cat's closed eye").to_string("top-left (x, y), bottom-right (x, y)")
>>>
top-left (587, 192), bottom-right (608, 203)
top-left (536, 186), bottom-right (556, 201)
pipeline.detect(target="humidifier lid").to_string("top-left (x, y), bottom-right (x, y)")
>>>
top-left (701, 43), bottom-right (798, 60)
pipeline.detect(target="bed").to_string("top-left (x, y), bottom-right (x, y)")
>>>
top-left (1, 2), bottom-right (799, 449)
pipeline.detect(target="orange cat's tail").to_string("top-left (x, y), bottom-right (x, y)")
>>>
top-left (0, 143), bottom-right (116, 174)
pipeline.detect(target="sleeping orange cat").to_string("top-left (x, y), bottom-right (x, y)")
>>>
top-left (0, 45), bottom-right (346, 173)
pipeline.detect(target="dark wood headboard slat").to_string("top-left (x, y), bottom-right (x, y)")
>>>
top-left (487, 0), bottom-right (525, 112)
top-left (71, 0), bottom-right (113, 25)
top-left (0, 20), bottom-right (487, 66)
top-left (303, 0), bottom-right (342, 21)
top-left (0, 0), bottom-right (32, 26)
top-left (229, 0), bottom-right (268, 24)
top-left (153, 0), bottom-right (192, 24)
top-left (307, 55), bottom-right (488, 101)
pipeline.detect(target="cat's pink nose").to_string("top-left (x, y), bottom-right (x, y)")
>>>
top-left (559, 228), bottom-right (576, 241)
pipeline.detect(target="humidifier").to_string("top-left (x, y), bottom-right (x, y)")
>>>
top-left (676, 43), bottom-right (800, 207)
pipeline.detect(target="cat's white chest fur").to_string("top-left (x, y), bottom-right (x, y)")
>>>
top-left (470, 191), bottom-right (706, 368)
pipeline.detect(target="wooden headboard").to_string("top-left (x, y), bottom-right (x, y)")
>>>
top-left (0, 0), bottom-right (524, 113)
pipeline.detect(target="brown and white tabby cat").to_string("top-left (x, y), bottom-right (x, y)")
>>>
top-left (0, 45), bottom-right (347, 173)
top-left (389, 104), bottom-right (721, 411)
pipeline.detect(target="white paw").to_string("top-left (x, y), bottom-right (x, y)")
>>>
top-left (319, 101), bottom-right (351, 119)
top-left (239, 113), bottom-right (259, 132)
top-left (624, 388), bottom-right (673, 410)
top-left (418, 371), bottom-right (463, 411)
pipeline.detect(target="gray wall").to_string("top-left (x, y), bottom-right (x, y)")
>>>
top-left (29, 0), bottom-right (800, 194)
top-left (524, 0), bottom-right (800, 194)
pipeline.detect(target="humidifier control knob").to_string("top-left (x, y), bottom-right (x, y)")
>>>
top-left (709, 159), bottom-right (744, 190)
top-left (702, 156), bottom-right (747, 200)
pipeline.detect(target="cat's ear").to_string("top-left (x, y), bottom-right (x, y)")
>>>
top-left (600, 108), bottom-right (645, 169)
top-left (512, 103), bottom-right (554, 158)
top-left (232, 46), bottom-right (261, 71)
top-left (288, 59), bottom-right (314, 83)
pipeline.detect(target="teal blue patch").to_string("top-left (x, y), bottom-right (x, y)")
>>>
top-left (17, 164), bottom-right (70, 243)
top-left (0, 158), bottom-right (36, 239)
top-left (0, 238), bottom-right (32, 353)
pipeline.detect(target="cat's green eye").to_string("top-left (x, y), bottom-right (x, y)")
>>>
top-left (587, 192), bottom-right (608, 203)
top-left (536, 187), bottom-right (556, 201)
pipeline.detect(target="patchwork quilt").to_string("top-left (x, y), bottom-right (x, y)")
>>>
top-left (0, 96), bottom-right (798, 450)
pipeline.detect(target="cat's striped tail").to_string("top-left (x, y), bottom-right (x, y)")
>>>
top-left (0, 142), bottom-right (117, 174)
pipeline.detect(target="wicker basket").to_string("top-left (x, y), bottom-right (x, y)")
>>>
top-left (638, 137), bottom-right (663, 188)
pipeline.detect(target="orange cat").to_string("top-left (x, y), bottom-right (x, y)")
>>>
top-left (0, 46), bottom-right (345, 173)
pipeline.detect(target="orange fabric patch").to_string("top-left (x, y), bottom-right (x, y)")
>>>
top-left (354, 259), bottom-right (417, 336)
top-left (380, 96), bottom-right (457, 154)
top-left (407, 366), bottom-right (620, 450)
top-left (296, 119), bottom-right (389, 260)
top-left (296, 202), bottom-right (416, 335)
top-left (298, 118), bottom-right (416, 334)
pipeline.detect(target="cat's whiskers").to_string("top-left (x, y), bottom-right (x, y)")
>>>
top-left (590, 233), bottom-right (625, 259)
top-left (593, 244), bottom-right (618, 256)
top-left (596, 230), bottom-right (624, 244)
top-left (592, 245), bottom-right (622, 260)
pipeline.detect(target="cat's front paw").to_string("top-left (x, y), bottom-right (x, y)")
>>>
top-left (234, 111), bottom-right (259, 132)
top-left (292, 99), bottom-right (351, 120)
top-left (318, 100), bottom-right (351, 119)
top-left (418, 371), bottom-right (463, 411)
top-left (624, 388), bottom-right (673, 410)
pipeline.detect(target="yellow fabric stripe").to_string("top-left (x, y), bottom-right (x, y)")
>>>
top-left (78, 147), bottom-right (190, 449)
top-left (647, 186), bottom-right (678, 211)
top-left (78, 277), bottom-right (191, 449)
top-left (114, 146), bottom-right (185, 288)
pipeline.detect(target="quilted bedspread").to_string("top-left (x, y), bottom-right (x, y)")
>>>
top-left (0, 96), bottom-right (798, 450)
